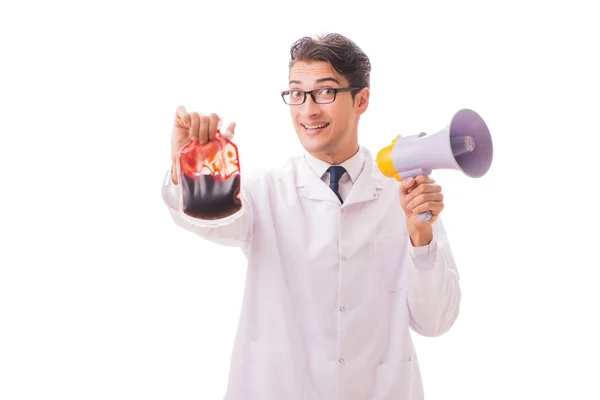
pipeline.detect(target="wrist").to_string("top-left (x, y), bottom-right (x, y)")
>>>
top-left (409, 228), bottom-right (433, 247)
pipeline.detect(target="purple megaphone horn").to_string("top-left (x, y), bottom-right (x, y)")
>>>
top-left (376, 108), bottom-right (494, 222)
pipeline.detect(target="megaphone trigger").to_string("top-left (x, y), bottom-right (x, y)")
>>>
top-left (376, 108), bottom-right (493, 223)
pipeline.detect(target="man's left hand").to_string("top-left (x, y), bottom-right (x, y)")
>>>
top-left (399, 175), bottom-right (444, 245)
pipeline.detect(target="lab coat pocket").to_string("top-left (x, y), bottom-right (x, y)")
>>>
top-left (242, 341), bottom-right (311, 400)
top-left (371, 234), bottom-right (410, 293)
top-left (369, 360), bottom-right (415, 400)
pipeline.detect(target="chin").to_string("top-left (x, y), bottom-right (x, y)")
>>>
top-left (300, 139), bottom-right (333, 156)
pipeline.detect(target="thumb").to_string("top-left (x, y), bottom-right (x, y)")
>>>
top-left (399, 177), bottom-right (415, 196)
top-left (222, 121), bottom-right (236, 139)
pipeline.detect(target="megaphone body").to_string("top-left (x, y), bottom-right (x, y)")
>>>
top-left (376, 108), bottom-right (493, 222)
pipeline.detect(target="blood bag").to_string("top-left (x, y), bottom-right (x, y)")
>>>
top-left (178, 130), bottom-right (242, 220)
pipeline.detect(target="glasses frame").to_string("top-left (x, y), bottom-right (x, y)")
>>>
top-left (280, 87), bottom-right (362, 105)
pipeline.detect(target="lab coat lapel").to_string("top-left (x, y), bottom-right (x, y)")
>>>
top-left (294, 148), bottom-right (388, 206)
top-left (295, 159), bottom-right (339, 203)
top-left (343, 152), bottom-right (387, 207)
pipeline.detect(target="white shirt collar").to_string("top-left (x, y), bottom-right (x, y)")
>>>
top-left (303, 146), bottom-right (365, 183)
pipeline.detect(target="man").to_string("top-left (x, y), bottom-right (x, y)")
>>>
top-left (161, 33), bottom-right (461, 400)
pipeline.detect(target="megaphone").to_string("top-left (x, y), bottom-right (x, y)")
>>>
top-left (376, 108), bottom-right (493, 222)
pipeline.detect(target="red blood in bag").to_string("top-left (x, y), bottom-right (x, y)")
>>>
top-left (179, 131), bottom-right (242, 219)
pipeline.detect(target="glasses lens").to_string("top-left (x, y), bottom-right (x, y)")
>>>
top-left (283, 90), bottom-right (305, 105)
top-left (314, 88), bottom-right (335, 103)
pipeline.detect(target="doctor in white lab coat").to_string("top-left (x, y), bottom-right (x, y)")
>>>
top-left (161, 33), bottom-right (461, 400)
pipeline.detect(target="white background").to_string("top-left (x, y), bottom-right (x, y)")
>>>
top-left (1, 0), bottom-right (599, 399)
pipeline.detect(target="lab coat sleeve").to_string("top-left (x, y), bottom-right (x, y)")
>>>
top-left (160, 169), bottom-right (254, 249)
top-left (406, 217), bottom-right (461, 337)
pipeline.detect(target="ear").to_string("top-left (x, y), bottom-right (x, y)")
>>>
top-left (354, 87), bottom-right (370, 115)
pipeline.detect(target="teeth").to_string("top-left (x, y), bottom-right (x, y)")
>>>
top-left (304, 123), bottom-right (328, 129)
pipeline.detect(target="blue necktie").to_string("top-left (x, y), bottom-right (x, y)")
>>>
top-left (327, 165), bottom-right (346, 204)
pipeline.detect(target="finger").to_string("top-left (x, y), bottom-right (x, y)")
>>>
top-left (175, 106), bottom-right (190, 128)
top-left (415, 175), bottom-right (435, 185)
top-left (408, 178), bottom-right (434, 194)
top-left (208, 113), bottom-right (219, 141)
top-left (406, 176), bottom-right (433, 195)
top-left (222, 121), bottom-right (236, 139)
top-left (198, 114), bottom-right (210, 144)
top-left (399, 177), bottom-right (416, 196)
top-left (411, 200), bottom-right (444, 216)
top-left (189, 112), bottom-right (200, 140)
top-left (417, 183), bottom-right (442, 195)
top-left (405, 184), bottom-right (442, 204)
top-left (407, 192), bottom-right (444, 211)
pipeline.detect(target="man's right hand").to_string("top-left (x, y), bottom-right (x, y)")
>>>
top-left (170, 106), bottom-right (236, 184)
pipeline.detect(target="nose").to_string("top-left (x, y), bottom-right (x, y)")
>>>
top-left (299, 94), bottom-right (322, 117)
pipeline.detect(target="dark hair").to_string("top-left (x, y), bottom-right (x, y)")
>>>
top-left (289, 33), bottom-right (371, 93)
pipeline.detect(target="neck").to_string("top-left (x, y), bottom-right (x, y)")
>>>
top-left (310, 145), bottom-right (360, 165)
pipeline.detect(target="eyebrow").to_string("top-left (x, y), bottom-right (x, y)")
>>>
top-left (289, 77), bottom-right (341, 85)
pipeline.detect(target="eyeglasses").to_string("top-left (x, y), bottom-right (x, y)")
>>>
top-left (281, 87), bottom-right (361, 105)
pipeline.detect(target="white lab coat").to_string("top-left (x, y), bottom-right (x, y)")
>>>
top-left (161, 146), bottom-right (461, 400)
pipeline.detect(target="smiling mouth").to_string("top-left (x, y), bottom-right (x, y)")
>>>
top-left (301, 123), bottom-right (330, 130)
